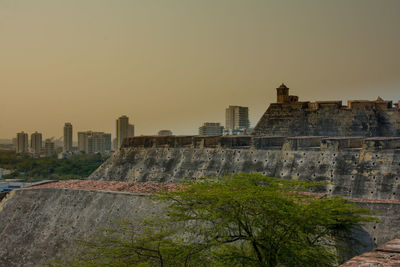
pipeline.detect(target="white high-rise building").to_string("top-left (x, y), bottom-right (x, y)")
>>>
top-left (16, 132), bottom-right (29, 154)
top-left (30, 132), bottom-right (42, 155)
top-left (225, 106), bottom-right (250, 135)
top-left (116, 116), bottom-right (134, 149)
top-left (63, 123), bottom-right (73, 152)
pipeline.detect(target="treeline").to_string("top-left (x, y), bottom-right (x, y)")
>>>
top-left (0, 150), bottom-right (108, 180)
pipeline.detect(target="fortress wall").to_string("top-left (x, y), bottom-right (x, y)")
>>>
top-left (90, 136), bottom-right (400, 200)
top-left (0, 187), bottom-right (399, 266)
top-left (0, 188), bottom-right (164, 267)
top-left (252, 102), bottom-right (400, 136)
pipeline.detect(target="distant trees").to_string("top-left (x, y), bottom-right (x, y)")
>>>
top-left (0, 150), bottom-right (107, 180)
top-left (51, 173), bottom-right (377, 267)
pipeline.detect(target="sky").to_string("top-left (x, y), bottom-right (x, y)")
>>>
top-left (1, 0), bottom-right (400, 139)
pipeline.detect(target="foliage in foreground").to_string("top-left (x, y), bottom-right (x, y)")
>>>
top-left (49, 173), bottom-right (377, 267)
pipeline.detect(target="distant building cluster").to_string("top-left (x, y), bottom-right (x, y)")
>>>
top-left (12, 115), bottom-right (135, 158)
top-left (78, 131), bottom-right (111, 154)
top-left (9, 103), bottom-right (253, 157)
top-left (197, 105), bottom-right (251, 136)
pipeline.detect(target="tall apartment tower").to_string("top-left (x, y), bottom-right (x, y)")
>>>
top-left (30, 132), bottom-right (42, 155)
top-left (116, 115), bottom-right (134, 149)
top-left (63, 123), bottom-right (73, 152)
top-left (225, 106), bottom-right (250, 135)
top-left (16, 132), bottom-right (29, 154)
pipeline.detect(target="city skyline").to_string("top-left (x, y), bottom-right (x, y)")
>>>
top-left (1, 0), bottom-right (400, 138)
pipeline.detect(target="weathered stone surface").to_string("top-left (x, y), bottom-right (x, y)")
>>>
top-left (90, 137), bottom-right (400, 200)
top-left (0, 188), bottom-right (164, 267)
top-left (0, 186), bottom-right (399, 266)
top-left (252, 86), bottom-right (400, 136)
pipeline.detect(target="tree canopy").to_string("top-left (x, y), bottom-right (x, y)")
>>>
top-left (52, 173), bottom-right (377, 267)
top-left (0, 150), bottom-right (107, 180)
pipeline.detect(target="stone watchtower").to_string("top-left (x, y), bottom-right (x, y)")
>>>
top-left (276, 83), bottom-right (289, 103)
top-left (276, 83), bottom-right (298, 103)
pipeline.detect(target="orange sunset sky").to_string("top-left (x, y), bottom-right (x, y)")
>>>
top-left (1, 0), bottom-right (400, 139)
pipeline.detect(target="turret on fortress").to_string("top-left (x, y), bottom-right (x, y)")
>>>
top-left (252, 84), bottom-right (400, 137)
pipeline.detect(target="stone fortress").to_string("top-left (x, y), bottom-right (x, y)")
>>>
top-left (1, 84), bottom-right (400, 265)
top-left (253, 83), bottom-right (400, 136)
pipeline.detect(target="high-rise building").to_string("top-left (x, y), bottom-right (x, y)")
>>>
top-left (30, 132), bottom-right (42, 155)
top-left (199, 122), bottom-right (224, 135)
top-left (158, 130), bottom-right (173, 136)
top-left (225, 106), bottom-right (250, 135)
top-left (116, 115), bottom-right (134, 149)
top-left (16, 132), bottom-right (29, 154)
top-left (78, 131), bottom-right (112, 153)
top-left (63, 123), bottom-right (73, 152)
top-left (78, 132), bottom-right (87, 152)
top-left (44, 139), bottom-right (56, 157)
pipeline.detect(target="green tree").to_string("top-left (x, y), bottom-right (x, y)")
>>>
top-left (51, 173), bottom-right (377, 267)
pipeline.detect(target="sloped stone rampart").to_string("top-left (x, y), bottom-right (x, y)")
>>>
top-left (0, 187), bottom-right (165, 267)
top-left (90, 140), bottom-right (400, 200)
top-left (0, 183), bottom-right (399, 266)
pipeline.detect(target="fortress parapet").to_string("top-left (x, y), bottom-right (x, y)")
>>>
top-left (363, 137), bottom-right (400, 150)
top-left (122, 135), bottom-right (400, 152)
top-left (321, 137), bottom-right (365, 151)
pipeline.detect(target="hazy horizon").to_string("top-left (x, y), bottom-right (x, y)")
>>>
top-left (1, 0), bottom-right (400, 139)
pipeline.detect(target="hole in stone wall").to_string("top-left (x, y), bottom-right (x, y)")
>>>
top-left (321, 153), bottom-right (324, 156)
top-left (372, 162), bottom-right (375, 166)
top-left (297, 173), bottom-right (300, 176)
top-left (254, 160), bottom-right (257, 162)
top-left (286, 152), bottom-right (288, 155)
top-left (331, 175), bottom-right (333, 178)
top-left (393, 192), bottom-right (396, 195)
top-left (349, 190), bottom-right (352, 193)
top-left (237, 159), bottom-right (240, 162)
top-left (318, 161), bottom-right (321, 164)
top-left (374, 238), bottom-right (376, 241)
top-left (263, 172), bottom-right (266, 175)
top-left (280, 173), bottom-right (284, 176)
top-left (351, 175), bottom-right (354, 178)
top-left (396, 178), bottom-right (398, 181)
top-left (333, 162), bottom-right (335, 165)
top-left (373, 226), bottom-right (376, 229)
top-left (356, 154), bottom-right (359, 157)
top-left (333, 154), bottom-right (336, 157)
top-left (265, 159), bottom-right (268, 162)
top-left (371, 191), bottom-right (374, 194)
top-left (284, 160), bottom-right (287, 163)
top-left (329, 189), bottom-right (332, 192)
top-left (300, 161), bottom-right (303, 163)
